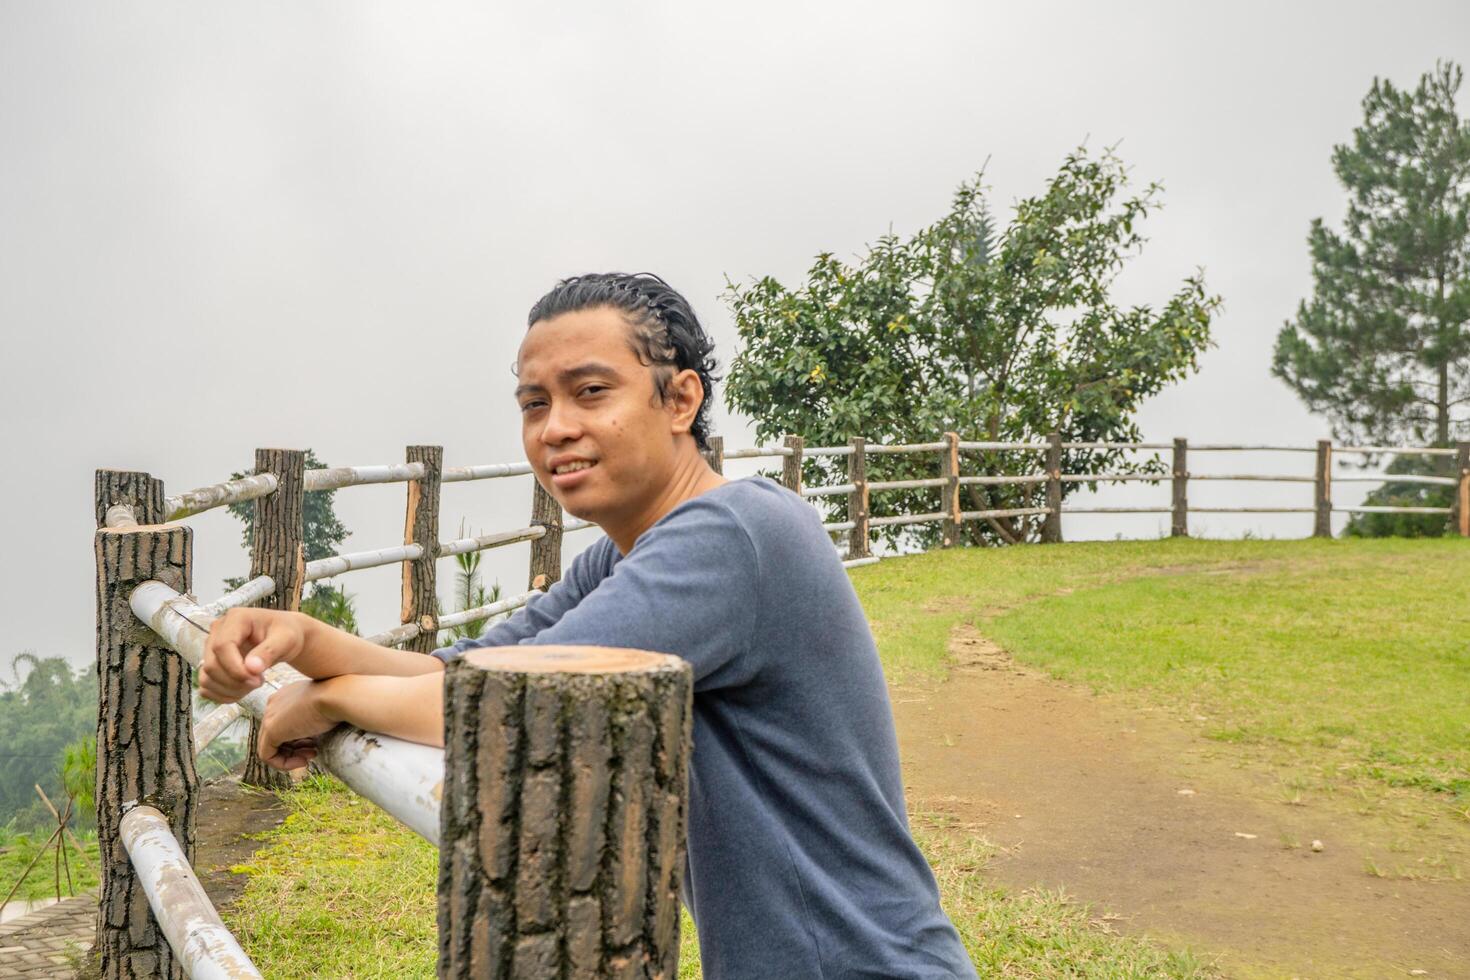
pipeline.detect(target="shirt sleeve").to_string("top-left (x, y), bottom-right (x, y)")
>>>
top-left (431, 537), bottom-right (606, 662)
top-left (524, 498), bottom-right (763, 691)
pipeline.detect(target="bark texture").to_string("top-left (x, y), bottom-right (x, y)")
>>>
top-left (940, 432), bottom-right (960, 547)
top-left (1313, 440), bottom-right (1333, 538)
top-left (529, 481), bottom-right (563, 590)
top-left (1042, 431), bottom-right (1063, 543)
top-left (847, 437), bottom-right (869, 559)
top-left (95, 523), bottom-right (196, 980)
top-left (438, 647), bottom-right (693, 979)
top-left (245, 448), bottom-right (305, 790)
top-left (402, 445), bottom-right (443, 654)
top-left (702, 435), bottom-right (724, 476)
top-left (1171, 438), bottom-right (1189, 538)
top-left (781, 435), bottom-right (804, 493)
top-left (95, 470), bottom-right (166, 526)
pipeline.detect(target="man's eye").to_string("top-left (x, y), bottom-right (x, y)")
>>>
top-left (579, 385), bottom-right (608, 397)
top-left (519, 400), bottom-right (546, 413)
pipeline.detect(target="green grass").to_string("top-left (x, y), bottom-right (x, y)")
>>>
top-left (223, 778), bottom-right (438, 977)
top-left (0, 829), bottom-right (98, 904)
top-left (852, 537), bottom-right (1470, 839)
top-left (227, 777), bottom-right (1215, 978)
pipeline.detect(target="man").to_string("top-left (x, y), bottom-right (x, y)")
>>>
top-left (201, 272), bottom-right (975, 978)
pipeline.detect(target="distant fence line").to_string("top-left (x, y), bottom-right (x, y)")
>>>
top-left (92, 432), bottom-right (1468, 977)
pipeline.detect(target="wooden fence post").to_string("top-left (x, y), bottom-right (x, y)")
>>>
top-left (95, 472), bottom-right (197, 980)
top-left (703, 435), bottom-right (724, 475)
top-left (940, 432), bottom-right (961, 547)
top-left (1313, 439), bottom-right (1333, 538)
top-left (1454, 441), bottom-right (1470, 538)
top-left (847, 437), bottom-right (869, 560)
top-left (1042, 431), bottom-right (1063, 543)
top-left (782, 434), bottom-right (804, 494)
top-left (529, 481), bottom-right (563, 590)
top-left (244, 448), bottom-right (305, 790)
top-left (1171, 437), bottom-right (1189, 538)
top-left (402, 445), bottom-right (443, 654)
top-left (438, 646), bottom-right (693, 978)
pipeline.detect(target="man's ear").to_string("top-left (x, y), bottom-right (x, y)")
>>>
top-left (666, 368), bottom-right (705, 436)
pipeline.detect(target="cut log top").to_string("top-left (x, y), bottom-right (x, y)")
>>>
top-left (460, 644), bottom-right (685, 676)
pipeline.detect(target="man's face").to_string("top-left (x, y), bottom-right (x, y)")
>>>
top-left (515, 306), bottom-right (680, 524)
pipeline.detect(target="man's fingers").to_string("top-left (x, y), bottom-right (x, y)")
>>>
top-left (243, 635), bottom-right (288, 677)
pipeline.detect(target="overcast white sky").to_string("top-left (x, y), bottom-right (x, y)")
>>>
top-left (3, 1), bottom-right (1466, 671)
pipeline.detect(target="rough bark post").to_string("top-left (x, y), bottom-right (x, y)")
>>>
top-left (438, 645), bottom-right (694, 979)
top-left (781, 434), bottom-right (804, 494)
top-left (1171, 437), bottom-right (1189, 538)
top-left (529, 480), bottom-right (563, 590)
top-left (847, 437), bottom-right (869, 560)
top-left (1453, 441), bottom-right (1470, 538)
top-left (244, 448), bottom-right (305, 790)
top-left (402, 445), bottom-right (443, 654)
top-left (95, 471), bottom-right (165, 527)
top-left (1313, 439), bottom-right (1333, 539)
top-left (940, 432), bottom-right (961, 547)
top-left (1041, 431), bottom-right (1064, 543)
top-left (702, 435), bottom-right (724, 476)
top-left (95, 482), bottom-right (197, 980)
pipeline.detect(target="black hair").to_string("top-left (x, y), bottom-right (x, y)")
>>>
top-left (526, 272), bottom-right (719, 450)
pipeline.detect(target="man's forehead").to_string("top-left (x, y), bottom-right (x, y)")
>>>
top-left (516, 310), bottom-right (641, 380)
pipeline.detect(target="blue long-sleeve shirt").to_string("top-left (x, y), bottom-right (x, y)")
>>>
top-left (436, 476), bottom-right (974, 979)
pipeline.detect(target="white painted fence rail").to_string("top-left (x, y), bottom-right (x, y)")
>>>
top-left (303, 543), bottom-right (426, 583)
top-left (163, 474), bottom-right (279, 522)
top-left (436, 588), bottom-right (541, 631)
top-left (437, 524), bottom-right (546, 558)
top-left (442, 461), bottom-right (534, 482)
top-left (120, 806), bottom-right (263, 979)
top-left (304, 462), bottom-right (425, 491)
top-left (130, 582), bottom-right (445, 844)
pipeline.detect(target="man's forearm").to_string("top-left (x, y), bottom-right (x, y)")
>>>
top-left (294, 616), bottom-right (446, 679)
top-left (316, 672), bottom-right (445, 747)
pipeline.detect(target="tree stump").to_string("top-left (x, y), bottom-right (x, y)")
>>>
top-left (438, 646), bottom-right (693, 980)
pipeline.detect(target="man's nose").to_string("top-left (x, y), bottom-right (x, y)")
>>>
top-left (540, 399), bottom-right (581, 445)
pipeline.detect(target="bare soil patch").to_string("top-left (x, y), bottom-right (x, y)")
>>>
top-left (193, 775), bottom-right (287, 910)
top-left (892, 625), bottom-right (1470, 979)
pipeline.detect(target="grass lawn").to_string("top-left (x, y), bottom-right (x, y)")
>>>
top-left (852, 538), bottom-right (1470, 829)
top-left (0, 830), bottom-right (98, 904)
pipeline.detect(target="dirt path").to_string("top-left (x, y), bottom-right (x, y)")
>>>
top-left (892, 625), bottom-right (1470, 979)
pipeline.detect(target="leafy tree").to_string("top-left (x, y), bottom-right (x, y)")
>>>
top-left (225, 448), bottom-right (358, 628)
top-left (725, 146), bottom-right (1220, 544)
top-left (1274, 61), bottom-right (1470, 457)
top-left (0, 654), bottom-right (95, 832)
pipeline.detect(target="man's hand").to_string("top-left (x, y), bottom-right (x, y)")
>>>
top-left (257, 679), bottom-right (341, 771)
top-left (200, 608), bottom-right (309, 704)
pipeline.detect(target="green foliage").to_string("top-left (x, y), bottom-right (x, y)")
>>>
top-left (1343, 454), bottom-right (1455, 537)
top-left (299, 583), bottom-right (359, 635)
top-left (60, 737), bottom-right (95, 815)
top-left (0, 826), bottom-right (99, 903)
top-left (224, 447), bottom-right (358, 628)
top-left (725, 146), bottom-right (1219, 545)
top-left (0, 654), bottom-right (95, 833)
top-left (1274, 61), bottom-right (1470, 448)
top-left (438, 524), bottom-right (503, 644)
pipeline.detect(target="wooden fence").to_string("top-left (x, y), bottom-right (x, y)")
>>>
top-left (92, 432), bottom-right (1469, 977)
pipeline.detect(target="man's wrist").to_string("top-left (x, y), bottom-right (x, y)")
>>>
top-left (311, 675), bottom-right (350, 725)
